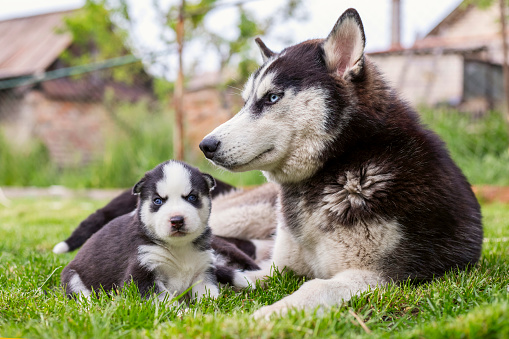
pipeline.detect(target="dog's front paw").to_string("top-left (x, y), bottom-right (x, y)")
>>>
top-left (253, 301), bottom-right (289, 320)
top-left (232, 270), bottom-right (256, 290)
top-left (244, 269), bottom-right (271, 288)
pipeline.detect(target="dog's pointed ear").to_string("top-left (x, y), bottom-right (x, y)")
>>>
top-left (255, 37), bottom-right (275, 62)
top-left (323, 8), bottom-right (366, 79)
top-left (132, 178), bottom-right (145, 195)
top-left (202, 173), bottom-right (216, 192)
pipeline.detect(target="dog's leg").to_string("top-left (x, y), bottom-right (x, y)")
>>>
top-left (245, 224), bottom-right (311, 285)
top-left (208, 183), bottom-right (279, 240)
top-left (191, 277), bottom-right (220, 301)
top-left (253, 269), bottom-right (386, 320)
top-left (215, 265), bottom-right (256, 290)
top-left (62, 269), bottom-right (92, 299)
top-left (212, 236), bottom-right (260, 270)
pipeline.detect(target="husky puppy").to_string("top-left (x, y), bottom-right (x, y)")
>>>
top-left (53, 171), bottom-right (267, 271)
top-left (53, 174), bottom-right (275, 269)
top-left (52, 178), bottom-right (237, 254)
top-left (61, 160), bottom-right (251, 300)
top-left (199, 8), bottom-right (483, 318)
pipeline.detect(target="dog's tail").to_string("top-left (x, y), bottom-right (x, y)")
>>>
top-left (53, 189), bottom-right (137, 253)
top-left (215, 265), bottom-right (256, 290)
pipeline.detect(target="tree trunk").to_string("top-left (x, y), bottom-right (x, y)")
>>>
top-left (499, 0), bottom-right (509, 136)
top-left (174, 0), bottom-right (185, 160)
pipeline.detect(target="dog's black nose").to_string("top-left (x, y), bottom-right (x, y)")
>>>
top-left (170, 216), bottom-right (185, 230)
top-left (199, 137), bottom-right (220, 159)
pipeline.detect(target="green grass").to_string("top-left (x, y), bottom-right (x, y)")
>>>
top-left (2, 106), bottom-right (509, 188)
top-left (420, 108), bottom-right (509, 186)
top-left (1, 198), bottom-right (508, 338)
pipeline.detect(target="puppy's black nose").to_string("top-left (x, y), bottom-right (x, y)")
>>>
top-left (199, 137), bottom-right (220, 159)
top-left (170, 216), bottom-right (185, 230)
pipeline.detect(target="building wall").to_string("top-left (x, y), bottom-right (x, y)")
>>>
top-left (422, 4), bottom-right (505, 64)
top-left (435, 5), bottom-right (500, 39)
top-left (183, 87), bottom-right (242, 151)
top-left (0, 90), bottom-right (110, 167)
top-left (0, 86), bottom-right (241, 166)
top-left (369, 3), bottom-right (509, 109)
top-left (369, 53), bottom-right (464, 106)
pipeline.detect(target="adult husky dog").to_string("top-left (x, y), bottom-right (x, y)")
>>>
top-left (199, 8), bottom-right (483, 318)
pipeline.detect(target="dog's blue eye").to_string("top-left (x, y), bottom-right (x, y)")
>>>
top-left (153, 198), bottom-right (163, 206)
top-left (187, 194), bottom-right (197, 203)
top-left (268, 94), bottom-right (280, 103)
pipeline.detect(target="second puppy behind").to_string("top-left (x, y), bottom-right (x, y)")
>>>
top-left (61, 160), bottom-right (252, 301)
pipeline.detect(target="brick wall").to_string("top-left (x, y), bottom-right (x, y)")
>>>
top-left (1, 90), bottom-right (110, 167)
top-left (0, 86), bottom-right (242, 166)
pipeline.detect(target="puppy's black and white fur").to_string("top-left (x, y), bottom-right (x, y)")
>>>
top-left (61, 160), bottom-right (251, 300)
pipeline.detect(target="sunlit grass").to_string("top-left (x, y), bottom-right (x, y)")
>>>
top-left (1, 198), bottom-right (508, 338)
top-left (420, 108), bottom-right (509, 186)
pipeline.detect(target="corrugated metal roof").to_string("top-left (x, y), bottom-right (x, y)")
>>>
top-left (0, 10), bottom-right (74, 80)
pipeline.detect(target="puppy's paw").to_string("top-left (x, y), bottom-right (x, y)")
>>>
top-left (207, 285), bottom-right (220, 299)
top-left (176, 305), bottom-right (190, 317)
top-left (244, 269), bottom-right (270, 288)
top-left (253, 301), bottom-right (289, 320)
top-left (233, 270), bottom-right (256, 290)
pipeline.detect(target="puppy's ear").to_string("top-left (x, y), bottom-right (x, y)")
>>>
top-left (132, 178), bottom-right (145, 195)
top-left (202, 174), bottom-right (216, 192)
top-left (323, 8), bottom-right (366, 79)
top-left (255, 37), bottom-right (275, 62)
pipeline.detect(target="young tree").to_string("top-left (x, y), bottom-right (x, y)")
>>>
top-left (63, 0), bottom-right (305, 160)
top-left (59, 0), bottom-right (146, 85)
top-left (136, 0), bottom-right (305, 160)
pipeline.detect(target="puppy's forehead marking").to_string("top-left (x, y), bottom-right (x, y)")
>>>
top-left (157, 162), bottom-right (192, 197)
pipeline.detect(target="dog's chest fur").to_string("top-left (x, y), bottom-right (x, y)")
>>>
top-left (277, 162), bottom-right (402, 279)
top-left (138, 244), bottom-right (213, 294)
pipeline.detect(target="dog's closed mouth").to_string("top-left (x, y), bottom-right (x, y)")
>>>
top-left (238, 147), bottom-right (275, 168)
top-left (170, 231), bottom-right (187, 237)
top-left (219, 147), bottom-right (275, 170)
top-left (254, 147), bottom-right (274, 161)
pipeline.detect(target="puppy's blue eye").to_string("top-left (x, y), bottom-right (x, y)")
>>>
top-left (186, 194), bottom-right (197, 203)
top-left (153, 198), bottom-right (163, 206)
top-left (268, 94), bottom-right (280, 103)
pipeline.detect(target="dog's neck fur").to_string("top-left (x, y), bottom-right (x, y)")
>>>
top-left (262, 58), bottom-right (399, 186)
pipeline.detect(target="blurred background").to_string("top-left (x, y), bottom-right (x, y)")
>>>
top-left (0, 0), bottom-right (508, 192)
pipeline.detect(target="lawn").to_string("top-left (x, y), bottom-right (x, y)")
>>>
top-left (0, 197), bottom-right (508, 338)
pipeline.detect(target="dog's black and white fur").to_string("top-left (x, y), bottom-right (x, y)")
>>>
top-left (56, 8), bottom-right (483, 319)
top-left (61, 160), bottom-right (251, 300)
top-left (198, 9), bottom-right (483, 318)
